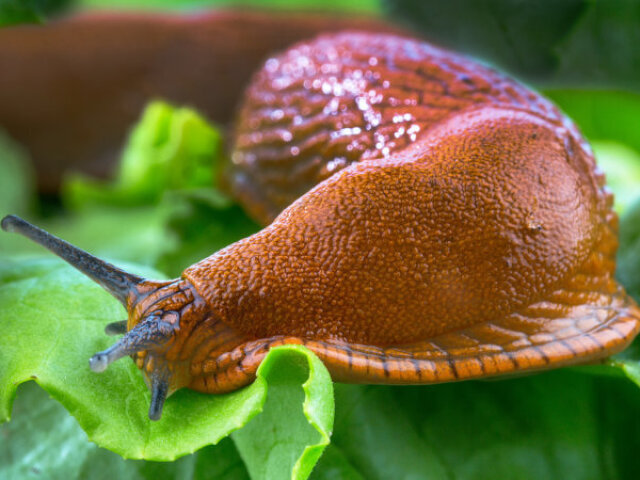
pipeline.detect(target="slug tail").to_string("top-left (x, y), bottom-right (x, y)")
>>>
top-left (1, 214), bottom-right (144, 306)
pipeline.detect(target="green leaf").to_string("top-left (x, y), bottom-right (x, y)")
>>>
top-left (385, 0), bottom-right (640, 89)
top-left (0, 206), bottom-right (176, 269)
top-left (0, 0), bottom-right (71, 27)
top-left (232, 346), bottom-right (334, 480)
top-left (553, 0), bottom-right (640, 90)
top-left (383, 0), bottom-right (587, 78)
top-left (0, 256), bottom-right (334, 468)
top-left (607, 340), bottom-right (640, 389)
top-left (590, 141), bottom-right (640, 215)
top-left (55, 98), bottom-right (263, 277)
top-left (0, 382), bottom-right (250, 480)
top-left (63, 101), bottom-right (223, 209)
top-left (309, 372), bottom-right (640, 480)
top-left (315, 385), bottom-right (449, 480)
top-left (309, 445), bottom-right (364, 480)
top-left (49, 188), bottom-right (259, 278)
top-left (545, 89), bottom-right (640, 154)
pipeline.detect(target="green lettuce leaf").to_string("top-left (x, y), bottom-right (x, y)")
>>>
top-left (0, 130), bottom-right (34, 217)
top-left (0, 382), bottom-right (250, 480)
top-left (309, 372), bottom-right (640, 480)
top-left (63, 101), bottom-right (223, 209)
top-left (0, 257), bottom-right (333, 474)
top-left (58, 99), bottom-right (261, 277)
top-left (232, 346), bottom-right (334, 480)
top-left (36, 206), bottom-right (176, 267)
top-left (384, 0), bottom-right (586, 79)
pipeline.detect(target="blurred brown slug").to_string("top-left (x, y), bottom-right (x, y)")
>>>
top-left (3, 31), bottom-right (640, 420)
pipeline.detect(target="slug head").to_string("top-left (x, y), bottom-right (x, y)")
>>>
top-left (91, 278), bottom-right (207, 420)
top-left (1, 215), bottom-right (204, 420)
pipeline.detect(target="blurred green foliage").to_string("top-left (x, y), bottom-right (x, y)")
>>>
top-left (0, 131), bottom-right (34, 217)
top-left (0, 0), bottom-right (381, 17)
top-left (62, 101), bottom-right (259, 276)
top-left (386, 0), bottom-right (586, 79)
top-left (64, 101), bottom-right (223, 208)
top-left (0, 0), bottom-right (72, 26)
top-left (386, 0), bottom-right (640, 91)
top-left (77, 0), bottom-right (380, 13)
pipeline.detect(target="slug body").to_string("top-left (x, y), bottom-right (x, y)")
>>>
top-left (4, 32), bottom-right (640, 420)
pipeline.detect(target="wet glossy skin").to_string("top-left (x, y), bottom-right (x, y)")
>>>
top-left (150, 32), bottom-right (638, 395)
top-left (181, 107), bottom-right (639, 393)
top-left (6, 32), bottom-right (639, 419)
top-left (196, 109), bottom-right (597, 344)
top-left (227, 32), bottom-right (588, 225)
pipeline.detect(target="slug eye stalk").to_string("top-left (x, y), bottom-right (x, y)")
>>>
top-left (1, 214), bottom-right (177, 420)
top-left (90, 315), bottom-right (176, 420)
top-left (88, 316), bottom-right (169, 372)
top-left (104, 320), bottom-right (128, 336)
top-left (149, 368), bottom-right (171, 421)
top-left (0, 215), bottom-right (144, 306)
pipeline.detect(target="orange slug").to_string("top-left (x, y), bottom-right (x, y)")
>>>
top-left (3, 31), bottom-right (640, 421)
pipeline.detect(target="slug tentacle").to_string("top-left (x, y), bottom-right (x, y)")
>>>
top-left (89, 313), bottom-right (177, 373)
top-left (148, 366), bottom-right (171, 421)
top-left (104, 320), bottom-right (128, 336)
top-left (0, 215), bottom-right (207, 419)
top-left (0, 215), bottom-right (143, 306)
top-left (89, 342), bottom-right (131, 373)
